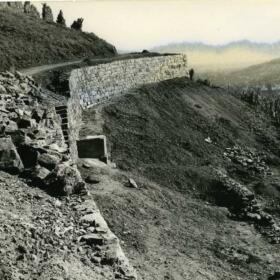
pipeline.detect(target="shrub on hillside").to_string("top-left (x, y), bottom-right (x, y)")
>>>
top-left (197, 78), bottom-right (211, 86)
top-left (71, 18), bottom-right (83, 31)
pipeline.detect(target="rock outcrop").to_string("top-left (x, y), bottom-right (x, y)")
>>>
top-left (0, 71), bottom-right (82, 195)
top-left (215, 169), bottom-right (280, 244)
top-left (0, 136), bottom-right (23, 174)
top-left (223, 145), bottom-right (271, 176)
top-left (46, 162), bottom-right (85, 195)
top-left (0, 70), bottom-right (138, 278)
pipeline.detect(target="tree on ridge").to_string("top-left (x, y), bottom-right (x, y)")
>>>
top-left (56, 10), bottom-right (66, 26)
top-left (71, 18), bottom-right (84, 31)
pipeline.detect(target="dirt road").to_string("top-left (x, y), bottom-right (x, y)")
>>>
top-left (20, 59), bottom-right (83, 76)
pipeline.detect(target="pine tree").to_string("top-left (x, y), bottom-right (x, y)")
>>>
top-left (56, 10), bottom-right (66, 26)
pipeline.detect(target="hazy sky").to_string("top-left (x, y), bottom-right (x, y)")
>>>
top-left (34, 0), bottom-right (280, 51)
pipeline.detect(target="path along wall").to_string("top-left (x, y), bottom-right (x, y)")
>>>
top-left (69, 54), bottom-right (188, 109)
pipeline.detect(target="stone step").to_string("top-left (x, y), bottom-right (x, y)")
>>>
top-left (55, 105), bottom-right (67, 110)
top-left (61, 123), bottom-right (68, 130)
top-left (56, 109), bottom-right (67, 114)
top-left (61, 118), bottom-right (68, 124)
top-left (56, 107), bottom-right (67, 111)
top-left (59, 113), bottom-right (68, 119)
top-left (56, 111), bottom-right (67, 116)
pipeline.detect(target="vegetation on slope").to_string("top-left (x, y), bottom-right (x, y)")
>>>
top-left (0, 9), bottom-right (116, 71)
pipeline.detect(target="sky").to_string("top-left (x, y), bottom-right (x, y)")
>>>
top-left (33, 0), bottom-right (280, 51)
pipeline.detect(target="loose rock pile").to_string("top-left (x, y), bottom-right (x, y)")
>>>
top-left (0, 71), bottom-right (137, 279)
top-left (223, 145), bottom-right (271, 176)
top-left (0, 171), bottom-right (136, 280)
top-left (0, 71), bottom-right (84, 195)
top-left (216, 169), bottom-right (280, 244)
top-left (75, 200), bottom-right (137, 279)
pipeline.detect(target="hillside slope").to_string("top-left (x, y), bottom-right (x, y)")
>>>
top-left (0, 9), bottom-right (116, 71)
top-left (152, 41), bottom-right (280, 71)
top-left (206, 57), bottom-right (280, 86)
top-left (80, 78), bottom-right (280, 279)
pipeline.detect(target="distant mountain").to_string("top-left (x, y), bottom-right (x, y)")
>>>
top-left (153, 40), bottom-right (280, 53)
top-left (152, 40), bottom-right (280, 71)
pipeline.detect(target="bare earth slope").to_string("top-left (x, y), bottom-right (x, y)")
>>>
top-left (0, 9), bottom-right (116, 71)
top-left (80, 78), bottom-right (280, 279)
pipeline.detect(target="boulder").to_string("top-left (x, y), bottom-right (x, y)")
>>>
top-left (38, 153), bottom-right (60, 170)
top-left (79, 234), bottom-right (104, 246)
top-left (31, 165), bottom-right (50, 186)
top-left (17, 144), bottom-right (39, 168)
top-left (127, 178), bottom-right (138, 189)
top-left (7, 130), bottom-right (27, 146)
top-left (45, 162), bottom-right (85, 195)
top-left (80, 212), bottom-right (108, 232)
top-left (31, 108), bottom-right (45, 122)
top-left (48, 143), bottom-right (67, 153)
top-left (85, 175), bottom-right (100, 184)
top-left (0, 84), bottom-right (6, 94)
top-left (0, 137), bottom-right (23, 174)
top-left (4, 120), bottom-right (18, 134)
top-left (17, 117), bottom-right (32, 129)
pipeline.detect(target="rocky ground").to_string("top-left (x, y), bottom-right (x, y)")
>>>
top-left (81, 78), bottom-right (280, 279)
top-left (2, 70), bottom-right (280, 279)
top-left (0, 171), bottom-right (135, 280)
top-left (0, 71), bottom-right (136, 280)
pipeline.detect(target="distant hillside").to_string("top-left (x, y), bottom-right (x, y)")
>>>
top-left (152, 40), bottom-right (280, 71)
top-left (0, 8), bottom-right (116, 71)
top-left (205, 57), bottom-right (280, 86)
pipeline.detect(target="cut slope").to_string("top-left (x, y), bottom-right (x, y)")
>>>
top-left (80, 78), bottom-right (280, 279)
top-left (0, 9), bottom-right (116, 71)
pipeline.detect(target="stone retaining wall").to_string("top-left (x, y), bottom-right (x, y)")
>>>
top-left (69, 54), bottom-right (188, 109)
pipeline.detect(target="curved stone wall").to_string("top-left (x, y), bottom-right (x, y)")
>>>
top-left (69, 54), bottom-right (188, 109)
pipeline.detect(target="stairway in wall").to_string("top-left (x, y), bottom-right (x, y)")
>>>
top-left (55, 105), bottom-right (70, 152)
